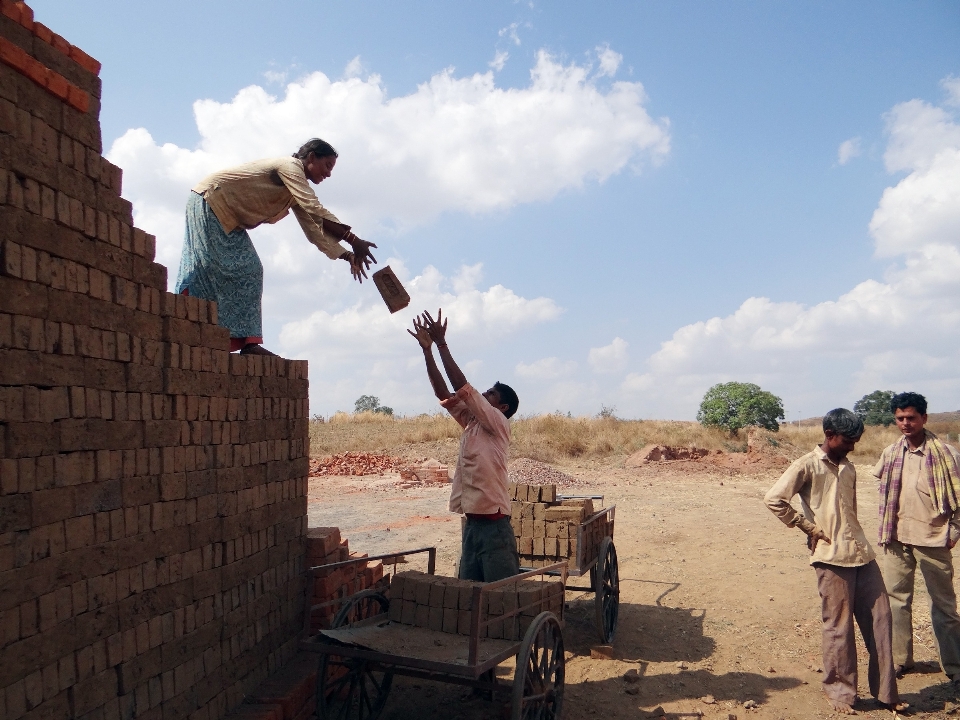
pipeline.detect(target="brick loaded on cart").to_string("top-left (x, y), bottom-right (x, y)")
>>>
top-left (302, 546), bottom-right (568, 720)
top-left (509, 484), bottom-right (619, 643)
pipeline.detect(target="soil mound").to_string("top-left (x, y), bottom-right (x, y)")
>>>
top-left (624, 428), bottom-right (806, 475)
top-left (625, 444), bottom-right (715, 466)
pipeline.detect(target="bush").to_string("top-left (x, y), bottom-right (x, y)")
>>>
top-left (697, 382), bottom-right (784, 435)
top-left (854, 390), bottom-right (896, 426)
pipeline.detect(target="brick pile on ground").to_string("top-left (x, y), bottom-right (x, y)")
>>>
top-left (508, 484), bottom-right (611, 568)
top-left (0, 5), bottom-right (310, 720)
top-left (224, 654), bottom-right (317, 720)
top-left (305, 527), bottom-right (386, 633)
top-left (398, 457), bottom-right (449, 485)
top-left (309, 451), bottom-right (406, 476)
top-left (386, 570), bottom-right (563, 640)
top-left (508, 457), bottom-right (586, 488)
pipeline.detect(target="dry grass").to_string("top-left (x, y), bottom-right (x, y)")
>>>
top-left (309, 413), bottom-right (960, 465)
top-left (308, 412), bottom-right (463, 459)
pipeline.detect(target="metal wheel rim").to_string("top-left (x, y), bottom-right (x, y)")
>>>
top-left (316, 590), bottom-right (394, 720)
top-left (318, 653), bottom-right (393, 720)
top-left (512, 612), bottom-right (565, 720)
top-left (594, 538), bottom-right (620, 643)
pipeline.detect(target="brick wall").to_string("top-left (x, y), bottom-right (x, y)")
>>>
top-left (0, 4), bottom-right (311, 720)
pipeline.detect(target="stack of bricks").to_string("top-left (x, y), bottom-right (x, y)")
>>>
top-left (508, 484), bottom-right (611, 568)
top-left (229, 653), bottom-right (317, 720)
top-left (0, 5), bottom-right (310, 720)
top-left (385, 570), bottom-right (563, 641)
top-left (398, 458), bottom-right (449, 484)
top-left (305, 527), bottom-right (385, 633)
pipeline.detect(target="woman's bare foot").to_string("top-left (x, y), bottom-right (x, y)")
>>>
top-left (239, 343), bottom-right (277, 356)
top-left (828, 698), bottom-right (856, 714)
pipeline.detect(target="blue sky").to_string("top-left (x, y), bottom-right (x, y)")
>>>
top-left (35, 1), bottom-right (960, 419)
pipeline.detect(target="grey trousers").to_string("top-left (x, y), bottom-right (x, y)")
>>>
top-left (815, 560), bottom-right (898, 706)
top-left (459, 517), bottom-right (520, 582)
top-left (881, 540), bottom-right (960, 676)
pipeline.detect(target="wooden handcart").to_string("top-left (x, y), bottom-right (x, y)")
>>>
top-left (520, 495), bottom-right (619, 643)
top-left (302, 547), bottom-right (568, 720)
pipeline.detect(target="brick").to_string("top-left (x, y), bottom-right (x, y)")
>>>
top-left (0, 493), bottom-right (30, 532)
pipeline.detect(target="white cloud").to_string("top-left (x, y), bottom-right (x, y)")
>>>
top-left (262, 70), bottom-right (287, 85)
top-left (343, 56), bottom-right (364, 79)
top-left (110, 48), bottom-right (670, 251)
top-left (943, 75), bottom-right (960, 107)
top-left (109, 50), bottom-right (678, 415)
top-left (595, 45), bottom-right (622, 78)
top-left (279, 261), bottom-right (561, 413)
top-left (515, 357), bottom-right (578, 380)
top-left (837, 137), bottom-right (861, 165)
top-left (619, 84), bottom-right (960, 418)
top-left (489, 50), bottom-right (509, 72)
top-left (499, 22), bottom-right (522, 46)
top-left (588, 337), bottom-right (628, 374)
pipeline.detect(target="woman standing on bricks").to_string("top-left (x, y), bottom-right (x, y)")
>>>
top-left (175, 138), bottom-right (377, 356)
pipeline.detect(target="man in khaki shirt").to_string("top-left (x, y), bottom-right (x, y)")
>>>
top-left (765, 408), bottom-right (899, 714)
top-left (874, 392), bottom-right (960, 682)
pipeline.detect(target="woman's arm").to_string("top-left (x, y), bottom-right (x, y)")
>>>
top-left (280, 160), bottom-right (377, 278)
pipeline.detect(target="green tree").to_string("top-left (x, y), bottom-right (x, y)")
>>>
top-left (697, 382), bottom-right (785, 435)
top-left (353, 395), bottom-right (394, 416)
top-left (854, 390), bottom-right (896, 426)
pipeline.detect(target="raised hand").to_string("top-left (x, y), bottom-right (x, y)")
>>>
top-left (422, 309), bottom-right (448, 346)
top-left (406, 315), bottom-right (432, 350)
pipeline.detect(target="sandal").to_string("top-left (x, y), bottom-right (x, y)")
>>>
top-left (239, 343), bottom-right (278, 356)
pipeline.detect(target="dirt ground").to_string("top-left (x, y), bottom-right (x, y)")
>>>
top-left (307, 458), bottom-right (960, 720)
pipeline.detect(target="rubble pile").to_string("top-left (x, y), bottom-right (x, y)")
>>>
top-left (508, 457), bottom-right (586, 488)
top-left (309, 451), bottom-right (407, 476)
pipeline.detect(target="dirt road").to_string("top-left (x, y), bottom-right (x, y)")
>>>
top-left (308, 460), bottom-right (960, 719)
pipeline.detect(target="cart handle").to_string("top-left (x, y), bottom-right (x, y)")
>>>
top-left (303, 546), bottom-right (436, 635)
top-left (582, 505), bottom-right (615, 528)
top-left (307, 546), bottom-right (436, 576)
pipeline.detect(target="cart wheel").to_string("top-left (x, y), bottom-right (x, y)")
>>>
top-left (594, 537), bottom-right (619, 643)
top-left (317, 591), bottom-right (393, 720)
top-left (332, 589), bottom-right (390, 627)
top-left (511, 612), bottom-right (564, 720)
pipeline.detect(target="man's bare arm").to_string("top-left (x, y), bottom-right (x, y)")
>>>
top-left (408, 315), bottom-right (452, 401)
top-left (422, 309), bottom-right (468, 392)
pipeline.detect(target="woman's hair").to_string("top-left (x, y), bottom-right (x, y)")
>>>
top-left (293, 138), bottom-right (338, 160)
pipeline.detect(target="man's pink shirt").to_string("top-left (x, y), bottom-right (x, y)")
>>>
top-left (441, 383), bottom-right (512, 515)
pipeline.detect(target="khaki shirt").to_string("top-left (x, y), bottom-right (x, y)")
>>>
top-left (441, 384), bottom-right (512, 516)
top-left (765, 447), bottom-right (875, 567)
top-left (193, 157), bottom-right (348, 260)
top-left (872, 441), bottom-right (960, 547)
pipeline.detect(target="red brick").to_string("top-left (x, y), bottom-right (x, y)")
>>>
top-left (50, 34), bottom-right (69, 55)
top-left (67, 46), bottom-right (101, 76)
top-left (33, 21), bottom-right (53, 44)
